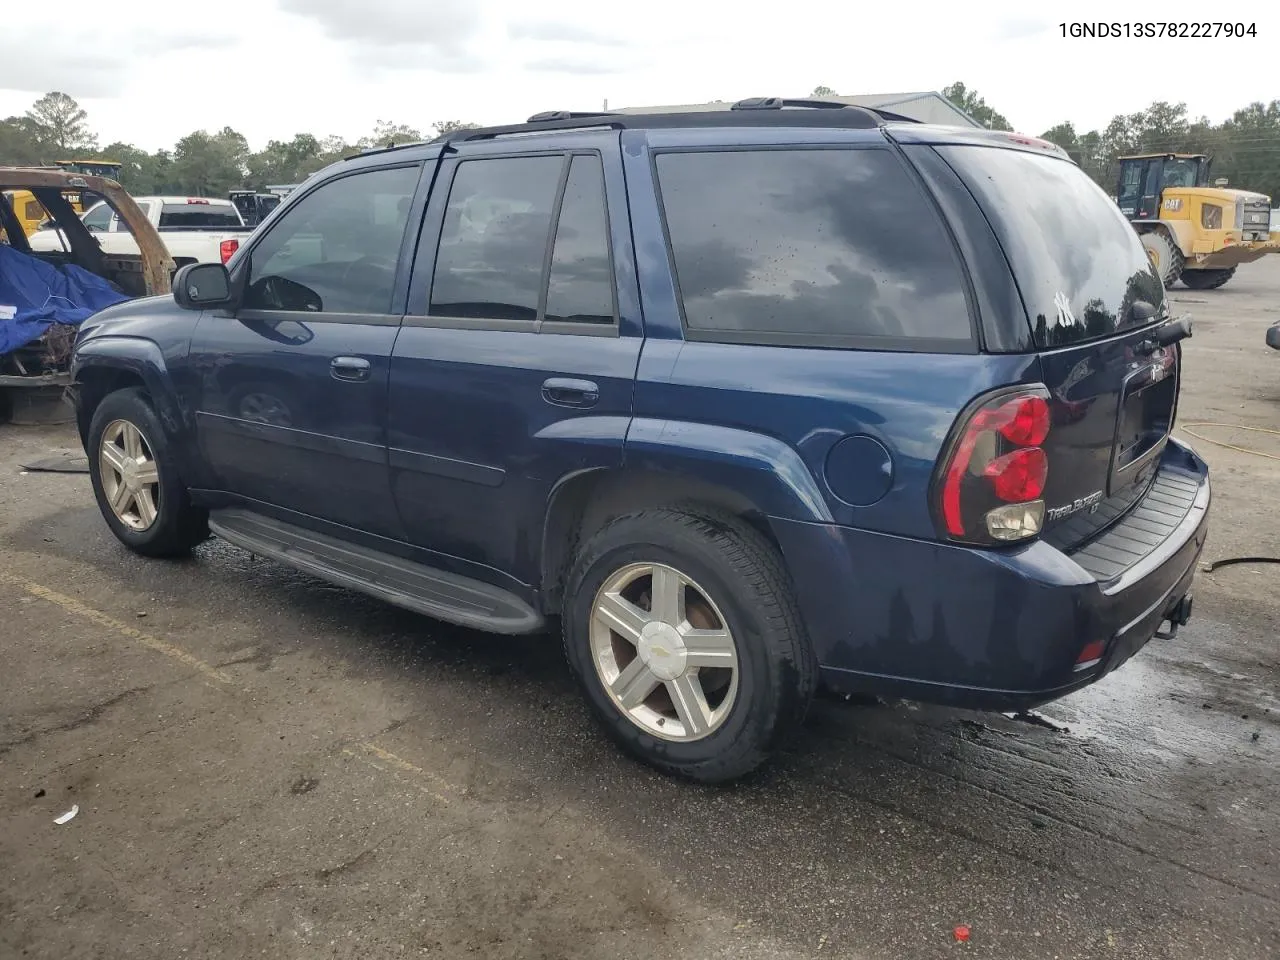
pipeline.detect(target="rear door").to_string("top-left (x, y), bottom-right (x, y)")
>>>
top-left (387, 132), bottom-right (641, 586)
top-left (936, 144), bottom-right (1178, 546)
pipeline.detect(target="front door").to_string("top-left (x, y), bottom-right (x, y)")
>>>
top-left (188, 163), bottom-right (424, 538)
top-left (386, 134), bottom-right (640, 587)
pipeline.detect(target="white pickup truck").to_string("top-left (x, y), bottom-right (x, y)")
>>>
top-left (28, 195), bottom-right (254, 267)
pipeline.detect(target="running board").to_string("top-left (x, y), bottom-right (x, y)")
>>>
top-left (208, 508), bottom-right (543, 635)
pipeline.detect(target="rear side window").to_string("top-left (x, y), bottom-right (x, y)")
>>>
top-left (428, 154), bottom-right (617, 326)
top-left (655, 147), bottom-right (972, 346)
top-left (938, 146), bottom-right (1164, 348)
top-left (430, 156), bottom-right (563, 321)
top-left (81, 202), bottom-right (115, 232)
top-left (159, 203), bottom-right (243, 228)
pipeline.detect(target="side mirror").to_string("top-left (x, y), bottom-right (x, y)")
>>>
top-left (174, 262), bottom-right (235, 310)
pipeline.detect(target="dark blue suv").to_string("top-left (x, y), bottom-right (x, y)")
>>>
top-left (71, 100), bottom-right (1210, 782)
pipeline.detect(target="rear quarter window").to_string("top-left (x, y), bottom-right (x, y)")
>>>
top-left (938, 146), bottom-right (1165, 348)
top-left (655, 147), bottom-right (973, 348)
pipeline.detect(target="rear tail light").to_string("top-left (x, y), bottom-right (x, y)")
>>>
top-left (219, 238), bottom-right (239, 264)
top-left (934, 387), bottom-right (1052, 545)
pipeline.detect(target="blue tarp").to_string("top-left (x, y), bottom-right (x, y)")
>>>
top-left (0, 244), bottom-right (130, 356)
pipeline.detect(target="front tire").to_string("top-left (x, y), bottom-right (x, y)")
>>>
top-left (1181, 267), bottom-right (1235, 290)
top-left (1140, 230), bottom-right (1184, 287)
top-left (562, 508), bottom-right (816, 783)
top-left (87, 387), bottom-right (209, 557)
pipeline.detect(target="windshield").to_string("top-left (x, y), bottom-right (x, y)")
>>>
top-left (939, 146), bottom-right (1165, 348)
top-left (1163, 158), bottom-right (1201, 188)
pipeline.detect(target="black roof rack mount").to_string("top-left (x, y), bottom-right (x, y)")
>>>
top-left (527, 110), bottom-right (619, 123)
top-left (731, 97), bottom-right (848, 111)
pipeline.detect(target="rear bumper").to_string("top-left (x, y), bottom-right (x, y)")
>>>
top-left (771, 438), bottom-right (1210, 711)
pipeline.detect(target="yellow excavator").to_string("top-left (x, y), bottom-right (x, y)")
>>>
top-left (1115, 153), bottom-right (1278, 289)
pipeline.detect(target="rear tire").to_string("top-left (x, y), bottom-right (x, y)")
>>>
top-left (1140, 230), bottom-right (1184, 287)
top-left (1181, 268), bottom-right (1235, 290)
top-left (87, 387), bottom-right (209, 557)
top-left (562, 508), bottom-right (816, 783)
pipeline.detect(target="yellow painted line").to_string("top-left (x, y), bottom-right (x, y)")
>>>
top-left (3, 573), bottom-right (456, 805)
top-left (343, 743), bottom-right (452, 805)
top-left (0, 573), bottom-right (233, 686)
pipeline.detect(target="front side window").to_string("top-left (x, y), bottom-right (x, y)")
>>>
top-left (81, 202), bottom-right (114, 232)
top-left (429, 156), bottom-right (563, 321)
top-left (243, 165), bottom-right (420, 314)
top-left (656, 148), bottom-right (972, 344)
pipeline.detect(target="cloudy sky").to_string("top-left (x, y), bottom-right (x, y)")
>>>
top-left (1, 0), bottom-right (1274, 150)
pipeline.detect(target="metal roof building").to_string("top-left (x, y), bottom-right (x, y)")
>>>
top-left (615, 91), bottom-right (984, 128)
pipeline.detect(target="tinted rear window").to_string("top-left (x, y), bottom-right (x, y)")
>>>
top-left (159, 203), bottom-right (242, 228)
top-left (938, 146), bottom-right (1164, 348)
top-left (656, 148), bottom-right (972, 346)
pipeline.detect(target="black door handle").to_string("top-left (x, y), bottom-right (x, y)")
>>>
top-left (331, 356), bottom-right (371, 382)
top-left (542, 377), bottom-right (599, 408)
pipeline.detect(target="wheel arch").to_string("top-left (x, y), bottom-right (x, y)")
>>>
top-left (538, 418), bottom-right (831, 610)
top-left (73, 337), bottom-right (200, 483)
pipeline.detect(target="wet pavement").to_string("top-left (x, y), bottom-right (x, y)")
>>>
top-left (2, 260), bottom-right (1279, 959)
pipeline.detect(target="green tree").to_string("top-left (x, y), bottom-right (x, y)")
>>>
top-left (811, 85), bottom-right (837, 97)
top-left (171, 127), bottom-right (250, 195)
top-left (942, 82), bottom-right (1012, 131)
top-left (0, 116), bottom-right (44, 165)
top-left (1215, 100), bottom-right (1280, 199)
top-left (431, 120), bottom-right (479, 138)
top-left (100, 141), bottom-right (170, 194)
top-left (1040, 122), bottom-right (1079, 154)
top-left (355, 120), bottom-right (423, 151)
top-left (246, 133), bottom-right (335, 188)
top-left (24, 91), bottom-right (98, 154)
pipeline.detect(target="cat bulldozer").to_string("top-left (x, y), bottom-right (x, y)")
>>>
top-left (1115, 153), bottom-right (1278, 289)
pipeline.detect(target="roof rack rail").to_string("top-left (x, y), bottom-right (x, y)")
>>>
top-left (344, 140), bottom-right (430, 161)
top-left (731, 97), bottom-right (848, 111)
top-left (433, 99), bottom-right (911, 147)
top-left (527, 110), bottom-right (619, 123)
top-left (729, 96), bottom-right (919, 123)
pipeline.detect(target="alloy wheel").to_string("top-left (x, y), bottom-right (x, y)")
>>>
top-left (589, 562), bottom-right (739, 741)
top-left (99, 419), bottom-right (161, 531)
